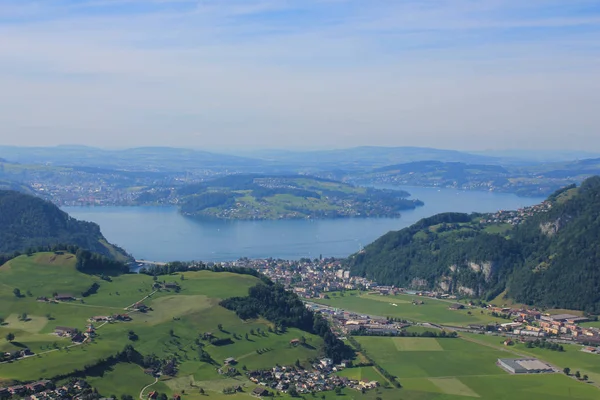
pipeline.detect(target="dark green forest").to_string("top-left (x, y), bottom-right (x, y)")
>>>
top-left (348, 176), bottom-right (600, 313)
top-left (221, 283), bottom-right (354, 363)
top-left (0, 190), bottom-right (130, 261)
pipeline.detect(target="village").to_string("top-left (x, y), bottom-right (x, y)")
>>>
top-left (479, 201), bottom-right (552, 226)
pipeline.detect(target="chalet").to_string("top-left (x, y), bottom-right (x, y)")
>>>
top-left (252, 387), bottom-right (269, 397)
top-left (71, 332), bottom-right (85, 343)
top-left (147, 391), bottom-right (158, 399)
top-left (163, 282), bottom-right (180, 290)
top-left (36, 296), bottom-right (49, 302)
top-left (449, 303), bottom-right (464, 310)
top-left (8, 386), bottom-right (25, 395)
top-left (55, 326), bottom-right (77, 336)
top-left (90, 316), bottom-right (111, 322)
top-left (224, 357), bottom-right (236, 365)
top-left (290, 339), bottom-right (300, 346)
top-left (54, 294), bottom-right (75, 301)
top-left (113, 314), bottom-right (132, 321)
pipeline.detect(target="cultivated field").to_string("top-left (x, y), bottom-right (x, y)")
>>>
top-left (355, 336), bottom-right (600, 400)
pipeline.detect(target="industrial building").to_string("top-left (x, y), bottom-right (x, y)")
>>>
top-left (497, 358), bottom-right (554, 374)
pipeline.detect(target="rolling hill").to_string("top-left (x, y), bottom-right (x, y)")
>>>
top-left (348, 176), bottom-right (600, 312)
top-left (176, 174), bottom-right (423, 220)
top-left (0, 190), bottom-right (130, 261)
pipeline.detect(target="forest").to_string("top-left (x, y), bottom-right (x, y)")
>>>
top-left (220, 283), bottom-right (354, 363)
top-left (0, 190), bottom-right (131, 260)
top-left (348, 176), bottom-right (600, 313)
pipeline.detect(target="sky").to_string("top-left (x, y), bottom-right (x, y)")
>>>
top-left (1, 0), bottom-right (599, 151)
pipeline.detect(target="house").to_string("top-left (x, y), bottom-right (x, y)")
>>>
top-left (290, 339), bottom-right (300, 346)
top-left (449, 303), bottom-right (464, 310)
top-left (55, 326), bottom-right (77, 336)
top-left (503, 339), bottom-right (514, 346)
top-left (8, 386), bottom-right (25, 395)
top-left (54, 294), bottom-right (75, 301)
top-left (147, 391), bottom-right (158, 399)
top-left (224, 357), bottom-right (236, 365)
top-left (252, 387), bottom-right (269, 397)
top-left (172, 394), bottom-right (181, 400)
top-left (163, 282), bottom-right (180, 290)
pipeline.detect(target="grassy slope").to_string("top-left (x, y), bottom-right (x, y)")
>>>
top-left (0, 254), bottom-right (323, 398)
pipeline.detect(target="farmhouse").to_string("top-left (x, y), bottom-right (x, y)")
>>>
top-left (54, 293), bottom-right (76, 301)
top-left (55, 326), bottom-right (77, 337)
top-left (497, 358), bottom-right (554, 374)
top-left (224, 357), bottom-right (236, 365)
top-left (252, 387), bottom-right (269, 397)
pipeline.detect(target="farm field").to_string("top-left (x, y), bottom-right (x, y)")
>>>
top-left (353, 336), bottom-right (600, 400)
top-left (0, 253), bottom-right (324, 397)
top-left (312, 291), bottom-right (506, 326)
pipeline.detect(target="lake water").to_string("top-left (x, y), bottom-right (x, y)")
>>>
top-left (64, 187), bottom-right (544, 262)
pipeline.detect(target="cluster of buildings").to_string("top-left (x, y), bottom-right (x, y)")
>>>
top-left (246, 358), bottom-right (378, 396)
top-left (470, 307), bottom-right (600, 343)
top-left (227, 258), bottom-right (372, 298)
top-left (0, 379), bottom-right (93, 400)
top-left (0, 348), bottom-right (34, 363)
top-left (480, 201), bottom-right (552, 226)
top-left (306, 303), bottom-right (407, 336)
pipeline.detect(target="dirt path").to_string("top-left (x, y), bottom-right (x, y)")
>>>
top-left (125, 290), bottom-right (158, 310)
top-left (139, 377), bottom-right (159, 400)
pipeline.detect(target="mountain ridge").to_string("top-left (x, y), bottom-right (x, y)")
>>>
top-left (0, 190), bottom-right (131, 262)
top-left (347, 176), bottom-right (600, 312)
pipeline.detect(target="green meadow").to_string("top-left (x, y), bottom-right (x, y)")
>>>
top-left (1, 254), bottom-right (598, 400)
top-left (354, 336), bottom-right (600, 400)
top-left (0, 253), bottom-right (323, 398)
top-left (312, 291), bottom-right (506, 326)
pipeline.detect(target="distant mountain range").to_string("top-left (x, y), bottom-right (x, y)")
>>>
top-left (348, 176), bottom-right (600, 312)
top-left (2, 145), bottom-right (600, 199)
top-left (347, 158), bottom-right (600, 197)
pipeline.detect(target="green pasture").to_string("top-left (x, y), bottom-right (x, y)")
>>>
top-left (0, 256), bottom-right (324, 398)
top-left (313, 291), bottom-right (505, 326)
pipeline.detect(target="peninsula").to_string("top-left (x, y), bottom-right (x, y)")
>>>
top-left (176, 174), bottom-right (423, 220)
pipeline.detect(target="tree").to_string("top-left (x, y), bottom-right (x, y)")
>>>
top-left (334, 387), bottom-right (342, 395)
top-left (13, 288), bottom-right (21, 298)
top-left (199, 388), bottom-right (205, 395)
top-left (6, 333), bottom-right (15, 342)
top-left (575, 371), bottom-right (581, 379)
top-left (288, 387), bottom-right (298, 397)
top-left (583, 375), bottom-right (589, 381)
top-left (158, 394), bottom-right (168, 400)
top-left (121, 395), bottom-right (134, 400)
top-left (563, 367), bottom-right (571, 375)
top-left (20, 313), bottom-right (27, 321)
top-left (218, 324), bottom-right (223, 331)
top-left (169, 329), bottom-right (174, 337)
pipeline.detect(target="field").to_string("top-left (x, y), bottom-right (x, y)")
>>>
top-left (2, 254), bottom-right (599, 400)
top-left (0, 253), bottom-right (324, 398)
top-left (312, 291), bottom-right (507, 326)
top-left (354, 336), bottom-right (600, 400)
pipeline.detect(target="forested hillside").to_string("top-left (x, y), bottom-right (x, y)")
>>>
top-left (0, 190), bottom-right (131, 261)
top-left (348, 176), bottom-right (600, 313)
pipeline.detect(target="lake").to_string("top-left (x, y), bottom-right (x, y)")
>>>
top-left (64, 187), bottom-right (544, 262)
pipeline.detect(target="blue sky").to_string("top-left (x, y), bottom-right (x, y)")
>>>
top-left (0, 0), bottom-right (599, 150)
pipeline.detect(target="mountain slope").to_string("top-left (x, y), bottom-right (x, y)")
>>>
top-left (348, 176), bottom-right (600, 312)
top-left (0, 190), bottom-right (131, 261)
